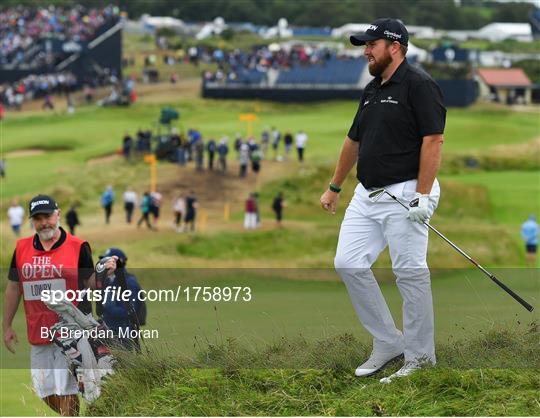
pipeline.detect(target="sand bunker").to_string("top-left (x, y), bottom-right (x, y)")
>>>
top-left (5, 148), bottom-right (46, 157)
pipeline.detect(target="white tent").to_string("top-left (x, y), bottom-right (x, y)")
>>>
top-left (196, 17), bottom-right (227, 40)
top-left (475, 23), bottom-right (532, 42)
top-left (140, 15), bottom-right (186, 32)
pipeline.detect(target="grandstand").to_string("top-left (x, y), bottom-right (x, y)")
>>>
top-left (0, 5), bottom-right (122, 84)
top-left (203, 45), bottom-right (368, 102)
top-left (275, 57), bottom-right (365, 86)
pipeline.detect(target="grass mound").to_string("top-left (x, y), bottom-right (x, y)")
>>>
top-left (88, 324), bottom-right (539, 416)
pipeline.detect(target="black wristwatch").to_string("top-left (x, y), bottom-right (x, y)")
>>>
top-left (329, 183), bottom-right (342, 193)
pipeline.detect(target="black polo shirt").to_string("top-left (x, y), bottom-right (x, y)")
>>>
top-left (348, 59), bottom-right (446, 188)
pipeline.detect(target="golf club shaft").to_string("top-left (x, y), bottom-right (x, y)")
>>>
top-left (383, 190), bottom-right (534, 312)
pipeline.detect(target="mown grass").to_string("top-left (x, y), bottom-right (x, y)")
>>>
top-left (88, 325), bottom-right (540, 416)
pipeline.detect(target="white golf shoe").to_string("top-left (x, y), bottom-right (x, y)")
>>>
top-left (354, 351), bottom-right (404, 377)
top-left (379, 362), bottom-right (423, 384)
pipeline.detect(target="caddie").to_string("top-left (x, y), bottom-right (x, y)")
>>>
top-left (2, 194), bottom-right (117, 416)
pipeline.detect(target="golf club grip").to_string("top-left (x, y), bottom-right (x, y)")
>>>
top-left (488, 274), bottom-right (534, 312)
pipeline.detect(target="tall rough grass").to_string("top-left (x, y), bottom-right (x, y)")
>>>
top-left (88, 323), bottom-right (539, 416)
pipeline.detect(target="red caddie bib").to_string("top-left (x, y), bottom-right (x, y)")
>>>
top-left (15, 233), bottom-right (85, 345)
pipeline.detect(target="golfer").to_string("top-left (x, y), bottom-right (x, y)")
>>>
top-left (320, 18), bottom-right (446, 383)
top-left (3, 195), bottom-right (117, 416)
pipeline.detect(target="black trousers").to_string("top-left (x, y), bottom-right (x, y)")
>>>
top-left (125, 202), bottom-right (134, 223)
top-left (104, 203), bottom-right (112, 224)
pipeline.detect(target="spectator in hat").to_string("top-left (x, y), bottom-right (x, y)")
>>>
top-left (97, 248), bottom-right (144, 351)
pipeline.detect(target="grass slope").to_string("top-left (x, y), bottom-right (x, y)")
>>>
top-left (88, 326), bottom-right (540, 416)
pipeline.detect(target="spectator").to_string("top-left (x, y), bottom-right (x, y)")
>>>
top-left (284, 132), bottom-right (293, 159)
top-left (244, 193), bottom-right (258, 229)
top-left (207, 139), bottom-right (216, 170)
top-left (184, 191), bottom-right (198, 232)
top-left (271, 127), bottom-right (281, 160)
top-left (65, 204), bottom-right (80, 235)
top-left (137, 192), bottom-right (154, 230)
top-left (101, 185), bottom-right (115, 224)
top-left (296, 130), bottom-right (308, 162)
top-left (195, 139), bottom-right (204, 171)
top-left (122, 132), bottom-right (133, 161)
top-left (234, 133), bottom-right (242, 156)
top-left (272, 192), bottom-right (285, 228)
top-left (217, 136), bottom-right (229, 171)
top-left (150, 191), bottom-right (162, 228)
top-left (123, 187), bottom-right (137, 224)
top-left (173, 195), bottom-right (185, 232)
top-left (521, 215), bottom-right (538, 268)
top-left (239, 142), bottom-right (249, 178)
top-left (251, 148), bottom-right (262, 175)
top-left (7, 199), bottom-right (24, 236)
top-left (261, 129), bottom-right (270, 158)
top-left (66, 94), bottom-right (75, 115)
top-left (42, 94), bottom-right (54, 110)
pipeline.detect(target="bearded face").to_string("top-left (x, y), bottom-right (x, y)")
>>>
top-left (368, 48), bottom-right (393, 77)
top-left (32, 211), bottom-right (61, 241)
top-left (365, 40), bottom-right (394, 77)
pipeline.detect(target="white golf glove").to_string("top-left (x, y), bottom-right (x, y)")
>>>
top-left (407, 192), bottom-right (430, 223)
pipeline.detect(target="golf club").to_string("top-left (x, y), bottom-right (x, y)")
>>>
top-left (368, 188), bottom-right (534, 312)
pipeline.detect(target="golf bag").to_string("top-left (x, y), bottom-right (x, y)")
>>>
top-left (44, 298), bottom-right (115, 403)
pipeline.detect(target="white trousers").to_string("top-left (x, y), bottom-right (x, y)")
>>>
top-left (244, 213), bottom-right (257, 229)
top-left (334, 179), bottom-right (440, 364)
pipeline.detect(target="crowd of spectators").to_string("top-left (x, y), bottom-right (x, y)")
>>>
top-left (137, 43), bottom-right (351, 85)
top-left (0, 4), bottom-right (120, 68)
top-left (0, 68), bottom-right (128, 111)
top-left (121, 125), bottom-right (308, 177)
top-left (197, 44), bottom-right (352, 84)
top-left (0, 72), bottom-right (76, 109)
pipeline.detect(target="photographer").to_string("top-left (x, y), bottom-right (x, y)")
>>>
top-left (96, 248), bottom-right (145, 351)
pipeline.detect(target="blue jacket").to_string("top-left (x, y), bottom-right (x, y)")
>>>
top-left (101, 271), bottom-right (142, 333)
top-left (101, 189), bottom-right (115, 207)
top-left (521, 219), bottom-right (538, 245)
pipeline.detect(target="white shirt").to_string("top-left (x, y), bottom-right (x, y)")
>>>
top-left (174, 198), bottom-right (186, 213)
top-left (296, 132), bottom-right (308, 148)
top-left (151, 192), bottom-right (162, 207)
top-left (123, 191), bottom-right (138, 204)
top-left (7, 205), bottom-right (24, 226)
